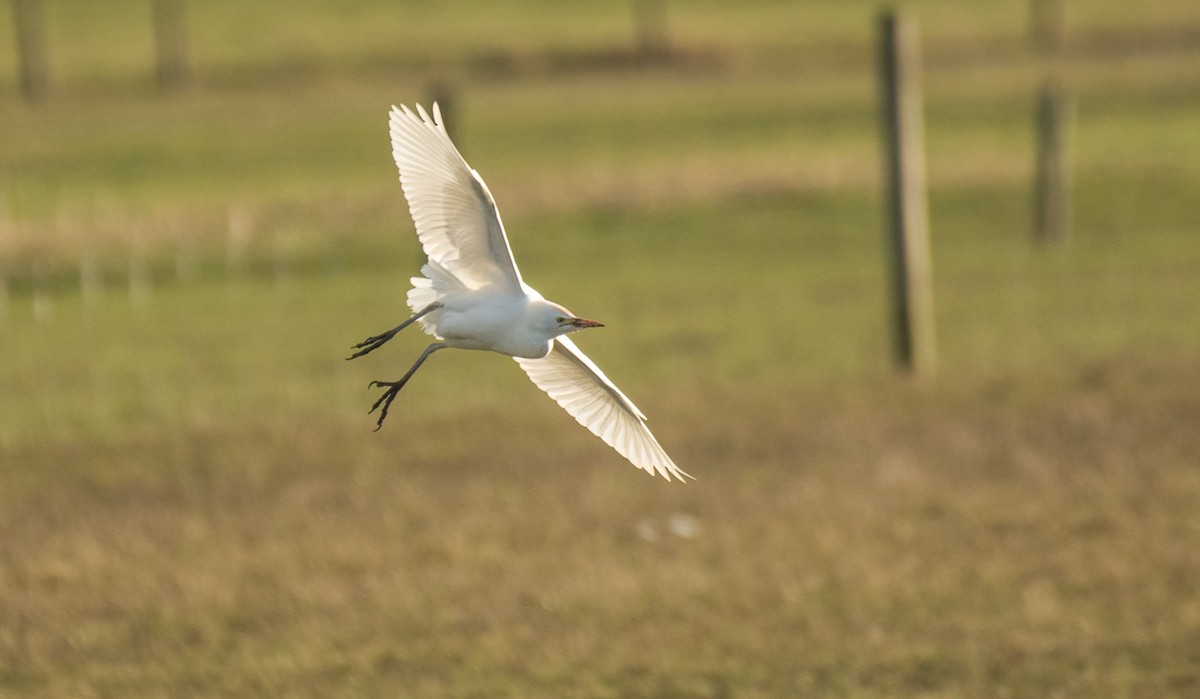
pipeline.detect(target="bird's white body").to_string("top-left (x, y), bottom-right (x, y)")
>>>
top-left (351, 103), bottom-right (689, 482)
top-left (432, 286), bottom-right (555, 359)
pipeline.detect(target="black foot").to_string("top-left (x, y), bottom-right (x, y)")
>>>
top-left (367, 380), bottom-right (405, 431)
top-left (347, 330), bottom-right (398, 360)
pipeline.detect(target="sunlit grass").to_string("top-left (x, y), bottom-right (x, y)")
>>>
top-left (4, 357), bottom-right (1200, 695)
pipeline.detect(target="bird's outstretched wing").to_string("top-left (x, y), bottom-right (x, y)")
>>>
top-left (515, 337), bottom-right (690, 482)
top-left (389, 104), bottom-right (524, 292)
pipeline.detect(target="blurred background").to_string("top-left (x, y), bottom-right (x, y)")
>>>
top-left (2, 0), bottom-right (1199, 695)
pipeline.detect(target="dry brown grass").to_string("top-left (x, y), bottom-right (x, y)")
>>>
top-left (3, 354), bottom-right (1199, 696)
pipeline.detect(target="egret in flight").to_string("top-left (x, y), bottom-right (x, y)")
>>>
top-left (348, 104), bottom-right (689, 482)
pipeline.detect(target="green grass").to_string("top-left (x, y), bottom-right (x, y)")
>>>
top-left (2, 0), bottom-right (1200, 695)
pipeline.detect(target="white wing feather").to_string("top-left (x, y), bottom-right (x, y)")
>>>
top-left (516, 337), bottom-right (690, 482)
top-left (389, 104), bottom-right (523, 292)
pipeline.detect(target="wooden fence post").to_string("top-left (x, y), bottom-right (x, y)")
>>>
top-left (878, 9), bottom-right (936, 377)
top-left (13, 0), bottom-right (49, 100)
top-left (633, 0), bottom-right (670, 59)
top-left (1033, 85), bottom-right (1074, 244)
top-left (153, 0), bottom-right (191, 90)
top-left (1030, 0), bottom-right (1067, 55)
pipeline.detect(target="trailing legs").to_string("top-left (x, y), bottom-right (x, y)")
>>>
top-left (346, 302), bottom-right (442, 360)
top-left (367, 342), bottom-right (447, 431)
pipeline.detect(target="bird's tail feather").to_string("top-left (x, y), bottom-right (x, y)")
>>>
top-left (407, 260), bottom-right (465, 332)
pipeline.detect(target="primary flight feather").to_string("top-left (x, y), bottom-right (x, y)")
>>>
top-left (347, 103), bottom-right (689, 482)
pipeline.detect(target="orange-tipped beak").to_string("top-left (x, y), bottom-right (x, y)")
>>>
top-left (571, 317), bottom-right (604, 329)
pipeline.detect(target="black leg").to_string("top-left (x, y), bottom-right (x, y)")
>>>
top-left (367, 380), bottom-right (405, 431)
top-left (347, 302), bottom-right (442, 360)
top-left (367, 342), bottom-right (446, 430)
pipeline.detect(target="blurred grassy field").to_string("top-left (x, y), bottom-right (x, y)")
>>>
top-left (2, 1), bottom-right (1200, 696)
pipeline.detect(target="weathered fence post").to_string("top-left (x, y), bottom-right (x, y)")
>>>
top-left (13, 0), bottom-right (49, 100)
top-left (1031, 0), bottom-right (1072, 245)
top-left (1030, 0), bottom-right (1067, 55)
top-left (633, 0), bottom-right (670, 59)
top-left (878, 9), bottom-right (936, 377)
top-left (1033, 85), bottom-right (1074, 244)
top-left (153, 0), bottom-right (191, 91)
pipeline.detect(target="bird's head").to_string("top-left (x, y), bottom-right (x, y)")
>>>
top-left (537, 301), bottom-right (604, 338)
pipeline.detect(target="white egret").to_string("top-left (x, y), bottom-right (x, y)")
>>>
top-left (348, 104), bottom-right (689, 482)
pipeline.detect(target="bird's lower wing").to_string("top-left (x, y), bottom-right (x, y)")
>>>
top-left (515, 337), bottom-right (690, 482)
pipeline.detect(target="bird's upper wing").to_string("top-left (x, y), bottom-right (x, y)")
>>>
top-left (515, 337), bottom-right (690, 482)
top-left (389, 103), bottom-right (523, 292)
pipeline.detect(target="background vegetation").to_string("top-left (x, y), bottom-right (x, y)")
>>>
top-left (2, 0), bottom-right (1198, 695)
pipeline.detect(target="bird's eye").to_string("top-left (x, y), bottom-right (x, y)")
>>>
top-left (555, 316), bottom-right (567, 324)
